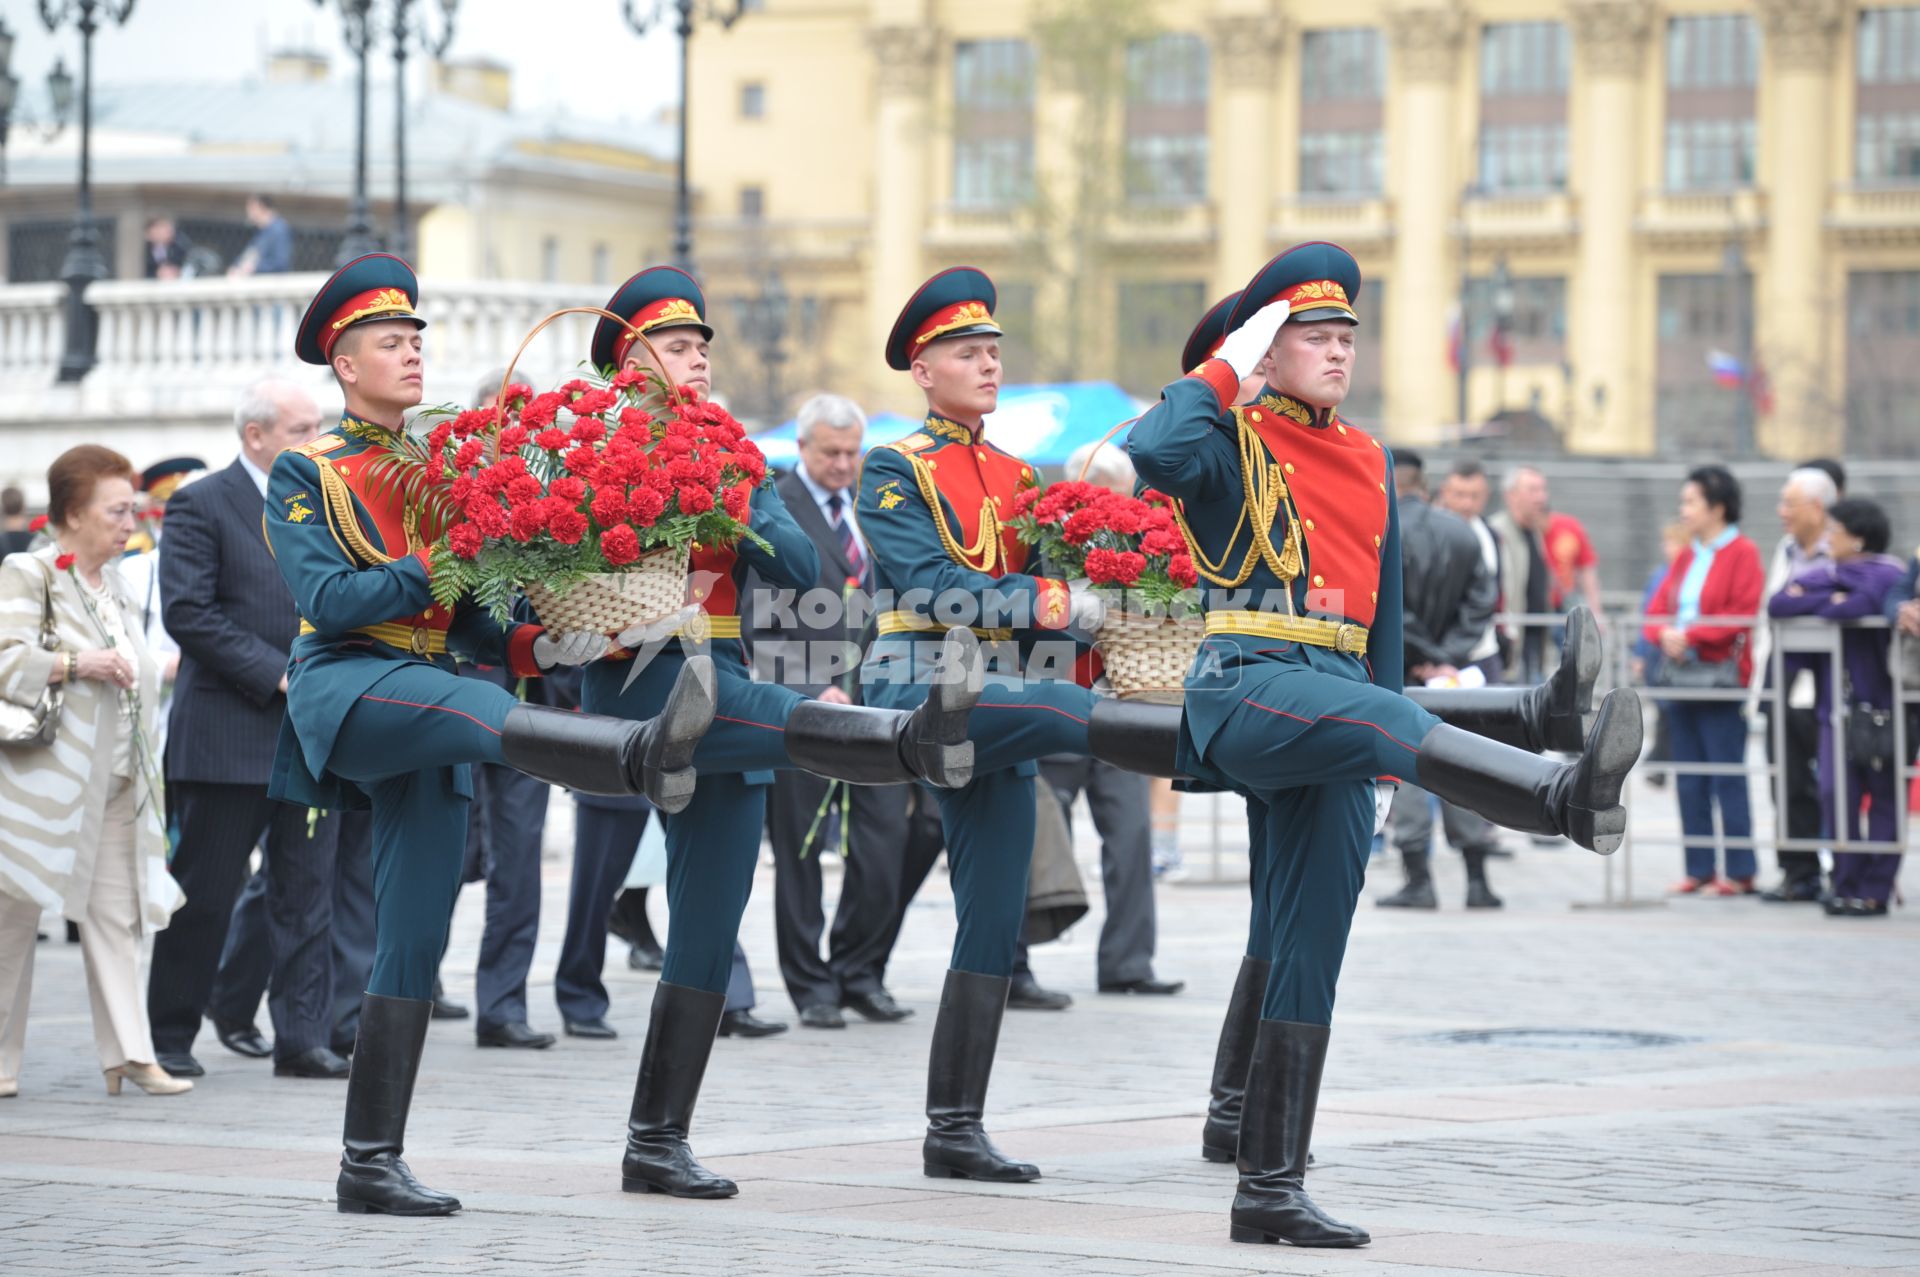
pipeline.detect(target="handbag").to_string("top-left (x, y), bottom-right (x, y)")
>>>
top-left (1652, 655), bottom-right (1742, 690)
top-left (1846, 701), bottom-right (1896, 772)
top-left (0, 560), bottom-right (64, 748)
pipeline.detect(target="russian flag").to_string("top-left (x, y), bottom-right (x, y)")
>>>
top-left (1706, 350), bottom-right (1745, 389)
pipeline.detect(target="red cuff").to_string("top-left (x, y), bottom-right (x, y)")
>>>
top-left (1072, 646), bottom-right (1105, 689)
top-left (508, 625), bottom-right (544, 678)
top-left (1033, 577), bottom-right (1071, 631)
top-left (410, 547), bottom-right (434, 578)
top-left (1186, 357), bottom-right (1239, 407)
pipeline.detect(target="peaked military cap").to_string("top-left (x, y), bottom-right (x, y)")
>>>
top-left (1227, 241), bottom-right (1362, 332)
top-left (295, 252), bottom-right (427, 366)
top-left (1182, 291), bottom-right (1242, 375)
top-left (886, 266), bottom-right (1002, 371)
top-left (140, 455), bottom-right (207, 501)
top-left (592, 266), bottom-right (713, 372)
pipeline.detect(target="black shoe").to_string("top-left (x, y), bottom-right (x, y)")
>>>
top-left (1230, 1019), bottom-right (1369, 1248)
top-left (476, 1021), bottom-right (557, 1049)
top-left (923, 969), bottom-right (1039, 1183)
top-left (213, 1018), bottom-right (273, 1059)
top-left (1098, 977), bottom-right (1185, 995)
top-left (499, 658), bottom-right (716, 813)
top-left (622, 982), bottom-right (736, 1198)
top-left (1843, 898), bottom-right (1890, 917)
top-left (429, 979), bottom-right (469, 1021)
top-left (841, 990), bottom-right (914, 1023)
top-left (1463, 849), bottom-right (1503, 909)
top-left (1376, 851), bottom-right (1437, 909)
top-left (716, 1010), bottom-right (787, 1038)
top-left (608, 890), bottom-right (660, 952)
top-left (337, 994), bottom-right (461, 1216)
top-left (275, 1046), bottom-right (351, 1079)
top-left (1203, 956), bottom-right (1268, 1165)
top-left (564, 1018), bottom-right (619, 1040)
top-left (798, 1004), bottom-right (846, 1029)
top-left (1760, 878), bottom-right (1822, 903)
top-left (155, 1051), bottom-right (204, 1079)
top-left (627, 941), bottom-right (665, 972)
top-left (1006, 977), bottom-right (1072, 1011)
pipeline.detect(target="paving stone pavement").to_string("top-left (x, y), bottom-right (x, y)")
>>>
top-left (3, 772), bottom-right (1918, 1276)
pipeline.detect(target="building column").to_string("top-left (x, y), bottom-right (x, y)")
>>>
top-left (1208, 9), bottom-right (1287, 303)
top-left (867, 21), bottom-right (940, 411)
top-left (1756, 0), bottom-right (1849, 459)
top-left (1383, 1), bottom-right (1465, 444)
top-left (1567, 0), bottom-right (1655, 454)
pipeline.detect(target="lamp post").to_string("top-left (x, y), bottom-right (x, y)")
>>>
top-left (0, 19), bottom-right (18, 186)
top-left (1489, 254), bottom-right (1514, 417)
top-left (619, 0), bottom-right (750, 277)
top-left (388, 0), bottom-right (456, 262)
top-left (1723, 237), bottom-right (1753, 458)
top-left (39, 0), bottom-right (135, 384)
top-left (314, 0), bottom-right (382, 263)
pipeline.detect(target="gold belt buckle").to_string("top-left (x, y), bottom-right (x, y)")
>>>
top-left (680, 610), bottom-right (712, 644)
top-left (409, 628), bottom-right (430, 657)
top-left (1333, 623), bottom-right (1361, 655)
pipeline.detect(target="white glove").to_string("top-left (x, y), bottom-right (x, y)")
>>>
top-left (1068, 579), bottom-right (1106, 634)
top-left (1372, 783), bottom-right (1397, 837)
top-left (533, 629), bottom-right (610, 669)
top-left (1213, 299), bottom-right (1293, 380)
top-left (616, 604), bottom-right (704, 650)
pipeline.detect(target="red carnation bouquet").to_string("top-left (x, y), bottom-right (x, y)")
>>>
top-left (1009, 481), bottom-right (1201, 616)
top-left (366, 367), bottom-right (769, 627)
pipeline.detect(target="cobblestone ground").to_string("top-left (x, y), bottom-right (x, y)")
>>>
top-left (3, 768), bottom-right (1917, 1276)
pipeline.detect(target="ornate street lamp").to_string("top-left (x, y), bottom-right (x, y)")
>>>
top-left (1723, 237), bottom-right (1753, 457)
top-left (619, 0), bottom-right (750, 277)
top-left (0, 19), bottom-right (17, 185)
top-left (314, 0), bottom-right (382, 263)
top-left (39, 0), bottom-right (136, 383)
top-left (733, 261), bottom-right (789, 423)
top-left (388, 0), bottom-right (456, 262)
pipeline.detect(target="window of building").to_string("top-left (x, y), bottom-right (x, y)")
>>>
top-left (1847, 270), bottom-right (1920, 457)
top-left (1114, 279), bottom-right (1206, 396)
top-left (1663, 14), bottom-right (1757, 190)
top-left (739, 185), bottom-right (765, 219)
top-left (1298, 28), bottom-right (1383, 197)
top-left (591, 242), bottom-right (611, 286)
top-left (1463, 275), bottom-right (1567, 365)
top-left (1858, 8), bottom-right (1920, 183)
top-left (540, 235), bottom-right (559, 283)
top-left (1125, 33), bottom-right (1208, 204)
top-left (953, 39), bottom-right (1035, 208)
top-left (1477, 22), bottom-right (1569, 193)
top-left (1654, 272), bottom-right (1752, 454)
top-left (740, 81), bottom-right (766, 119)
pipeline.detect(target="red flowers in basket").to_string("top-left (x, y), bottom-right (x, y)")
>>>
top-left (1010, 481), bottom-right (1200, 612)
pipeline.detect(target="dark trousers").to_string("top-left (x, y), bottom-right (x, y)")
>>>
top-left (1766, 704), bottom-right (1825, 885)
top-left (767, 770), bottom-right (915, 1010)
top-left (555, 800), bottom-right (650, 1025)
top-left (864, 787), bottom-right (947, 990)
top-left (465, 762), bottom-right (552, 1031)
top-left (148, 782), bottom-right (339, 1059)
top-left (1668, 701), bottom-right (1756, 881)
top-left (1030, 756), bottom-right (1157, 985)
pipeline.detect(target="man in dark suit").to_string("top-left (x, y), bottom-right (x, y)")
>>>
top-left (743, 393), bottom-right (918, 1030)
top-left (148, 378), bottom-right (350, 1079)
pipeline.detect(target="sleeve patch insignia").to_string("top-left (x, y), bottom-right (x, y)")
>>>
top-left (875, 479), bottom-right (907, 511)
top-left (283, 492), bottom-right (315, 524)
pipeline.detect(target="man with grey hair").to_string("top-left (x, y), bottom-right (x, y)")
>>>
top-left (149, 378), bottom-right (356, 1080)
top-left (1488, 465), bottom-right (1552, 682)
top-left (1752, 463), bottom-right (1843, 901)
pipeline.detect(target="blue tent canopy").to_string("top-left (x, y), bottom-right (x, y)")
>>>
top-left (751, 382), bottom-right (1145, 469)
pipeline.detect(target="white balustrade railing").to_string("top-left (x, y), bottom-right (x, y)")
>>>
top-left (0, 284), bottom-right (66, 389)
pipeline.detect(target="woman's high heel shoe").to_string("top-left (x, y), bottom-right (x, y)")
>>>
top-left (105, 1062), bottom-right (193, 1096)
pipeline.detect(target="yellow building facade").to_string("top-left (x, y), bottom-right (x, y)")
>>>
top-left (687, 0), bottom-right (1920, 457)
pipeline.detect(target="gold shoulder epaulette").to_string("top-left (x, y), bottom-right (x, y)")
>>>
top-left (887, 432), bottom-right (937, 454)
top-left (294, 434), bottom-right (348, 458)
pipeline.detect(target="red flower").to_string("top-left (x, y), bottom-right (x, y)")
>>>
top-left (549, 476), bottom-right (587, 504)
top-left (677, 485), bottom-right (715, 515)
top-left (548, 509), bottom-right (588, 545)
top-left (1084, 548), bottom-right (1146, 587)
top-left (569, 417), bottom-right (608, 445)
top-left (1167, 553), bottom-right (1198, 588)
top-left (1096, 494), bottom-right (1146, 536)
top-left (590, 489), bottom-right (627, 527)
top-left (1012, 486), bottom-right (1042, 517)
top-left (569, 387), bottom-right (616, 417)
top-left (533, 429), bottom-right (570, 451)
top-left (453, 438), bottom-right (484, 471)
top-left (28, 515), bottom-right (47, 532)
top-left (629, 487), bottom-right (667, 526)
top-left (505, 475), bottom-right (544, 507)
top-left (471, 501), bottom-right (510, 538)
top-left (1062, 507), bottom-right (1103, 545)
top-left (54, 552), bottom-right (75, 571)
top-left (508, 503), bottom-right (547, 542)
top-left (503, 382), bottom-right (533, 406)
top-left (1140, 528), bottom-right (1180, 557)
top-left (448, 523), bottom-right (484, 559)
top-left (562, 446), bottom-right (601, 479)
top-left (520, 395), bottom-right (564, 431)
top-left (600, 523), bottom-right (641, 567)
top-left (617, 406), bottom-right (654, 434)
top-left (449, 475), bottom-right (475, 505)
top-left (723, 482), bottom-right (750, 520)
top-left (611, 367), bottom-right (647, 392)
top-left (426, 421), bottom-right (453, 456)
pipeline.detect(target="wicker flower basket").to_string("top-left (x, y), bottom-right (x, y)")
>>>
top-left (524, 546), bottom-right (690, 635)
top-left (1096, 609), bottom-right (1202, 703)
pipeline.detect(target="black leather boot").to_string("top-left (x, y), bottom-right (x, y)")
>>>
top-left (336, 994), bottom-right (460, 1216)
top-left (785, 628), bottom-right (978, 788)
top-left (1414, 686), bottom-right (1642, 854)
top-left (1463, 849), bottom-right (1504, 909)
top-left (923, 969), bottom-right (1039, 1182)
top-left (621, 982), bottom-right (735, 1198)
top-left (1376, 850), bottom-right (1437, 908)
top-left (1231, 1019), bottom-right (1368, 1247)
top-left (1087, 698), bottom-right (1184, 778)
top-left (499, 655), bottom-right (715, 812)
top-left (1202, 955), bottom-right (1269, 1163)
top-left (1408, 606), bottom-right (1600, 754)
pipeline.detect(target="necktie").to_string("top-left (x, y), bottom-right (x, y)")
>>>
top-left (828, 493), bottom-right (865, 580)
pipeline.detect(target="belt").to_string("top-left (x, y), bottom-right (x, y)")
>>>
top-left (1203, 610), bottom-right (1369, 656)
top-left (674, 613), bottom-right (741, 641)
top-left (874, 610), bottom-right (1013, 642)
top-left (300, 619), bottom-right (448, 657)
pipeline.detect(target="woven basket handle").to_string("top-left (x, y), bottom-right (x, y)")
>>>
top-left (490, 306), bottom-right (677, 461)
top-left (1073, 415), bottom-right (1142, 483)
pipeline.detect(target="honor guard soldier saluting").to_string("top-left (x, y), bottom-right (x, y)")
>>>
top-left (269, 254), bottom-right (719, 1218)
top-left (579, 267), bottom-right (984, 1202)
top-left (1130, 243), bottom-right (1641, 1248)
top-left (1175, 291), bottom-right (1608, 1173)
top-left (859, 267), bottom-right (1190, 1184)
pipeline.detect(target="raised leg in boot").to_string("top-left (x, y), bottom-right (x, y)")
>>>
top-left (501, 656), bottom-right (717, 812)
top-left (1202, 955), bottom-right (1270, 1163)
top-left (622, 982), bottom-right (736, 1198)
top-left (785, 628), bottom-right (980, 788)
top-left (1230, 1020), bottom-right (1368, 1248)
top-left (337, 994), bottom-right (460, 1216)
top-left (923, 969), bottom-right (1038, 1182)
top-left (1407, 606), bottom-right (1601, 754)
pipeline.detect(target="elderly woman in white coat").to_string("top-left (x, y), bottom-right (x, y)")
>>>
top-left (0, 444), bottom-right (187, 1098)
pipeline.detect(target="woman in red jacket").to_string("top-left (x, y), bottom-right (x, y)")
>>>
top-left (1643, 465), bottom-right (1766, 894)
